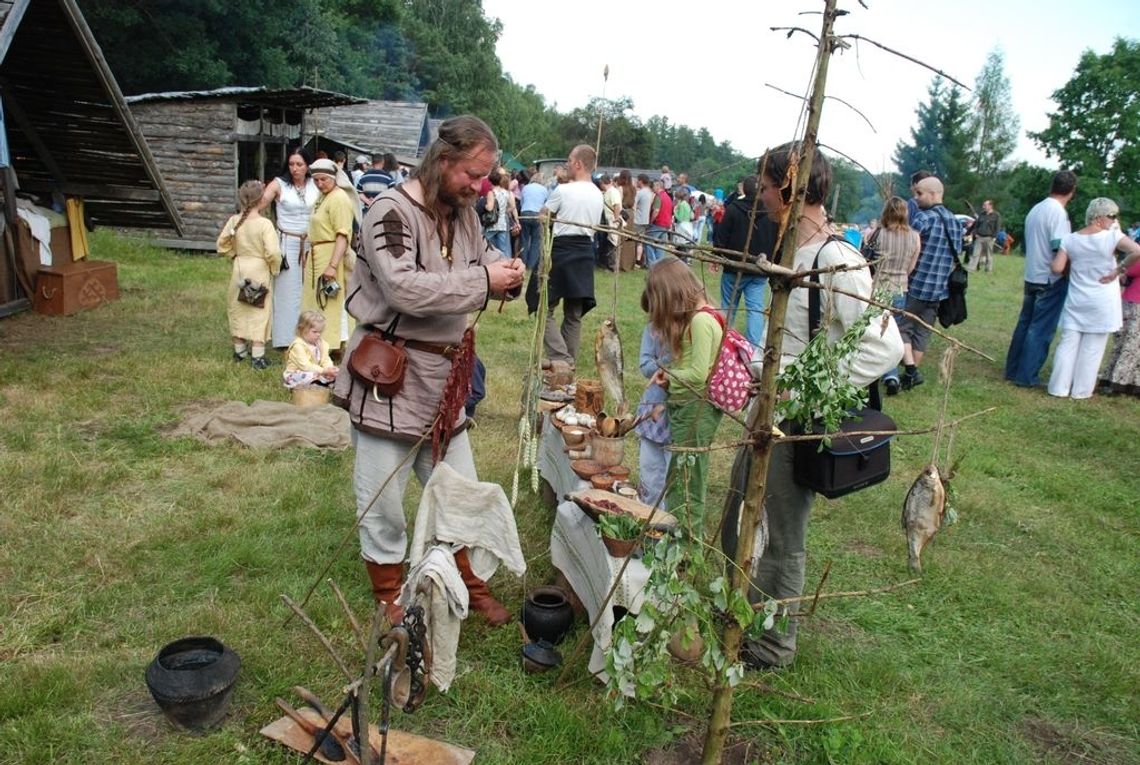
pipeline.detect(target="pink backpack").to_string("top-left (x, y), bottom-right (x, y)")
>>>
top-left (698, 307), bottom-right (757, 413)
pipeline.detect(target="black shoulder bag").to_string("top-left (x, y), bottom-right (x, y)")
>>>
top-left (936, 209), bottom-right (968, 328)
top-left (791, 238), bottom-right (896, 498)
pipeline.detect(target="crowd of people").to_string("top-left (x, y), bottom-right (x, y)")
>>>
top-left (214, 113), bottom-right (1140, 680)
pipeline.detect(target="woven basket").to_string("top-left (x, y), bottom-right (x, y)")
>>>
top-left (291, 386), bottom-right (331, 407)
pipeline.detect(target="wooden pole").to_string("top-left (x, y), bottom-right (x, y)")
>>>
top-left (594, 65), bottom-right (609, 163)
top-left (700, 2), bottom-right (840, 762)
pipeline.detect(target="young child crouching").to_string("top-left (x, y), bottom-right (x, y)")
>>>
top-left (283, 310), bottom-right (339, 389)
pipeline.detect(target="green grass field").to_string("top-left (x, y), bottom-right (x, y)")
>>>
top-left (1, 231), bottom-right (1137, 764)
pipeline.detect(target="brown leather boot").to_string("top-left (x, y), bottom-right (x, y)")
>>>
top-left (453, 547), bottom-right (511, 626)
top-left (364, 560), bottom-right (405, 625)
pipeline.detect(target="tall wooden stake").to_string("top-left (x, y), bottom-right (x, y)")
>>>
top-left (700, 2), bottom-right (840, 762)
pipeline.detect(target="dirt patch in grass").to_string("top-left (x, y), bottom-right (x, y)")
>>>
top-left (844, 540), bottom-right (885, 558)
top-left (1020, 716), bottom-right (1138, 765)
top-left (644, 729), bottom-right (778, 765)
top-left (100, 686), bottom-right (171, 744)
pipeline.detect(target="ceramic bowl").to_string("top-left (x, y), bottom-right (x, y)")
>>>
top-left (521, 640), bottom-right (562, 673)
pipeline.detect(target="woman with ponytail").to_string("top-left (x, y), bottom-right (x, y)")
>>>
top-left (218, 180), bottom-right (282, 369)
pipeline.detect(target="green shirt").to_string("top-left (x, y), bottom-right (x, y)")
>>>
top-left (667, 310), bottom-right (723, 401)
top-left (674, 200), bottom-right (692, 225)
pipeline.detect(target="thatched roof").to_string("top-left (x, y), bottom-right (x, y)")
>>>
top-left (0, 0), bottom-right (182, 232)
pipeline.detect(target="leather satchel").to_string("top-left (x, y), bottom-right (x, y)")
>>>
top-left (348, 318), bottom-right (406, 398)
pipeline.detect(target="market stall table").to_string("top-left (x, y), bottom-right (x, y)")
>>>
top-left (539, 412), bottom-right (650, 679)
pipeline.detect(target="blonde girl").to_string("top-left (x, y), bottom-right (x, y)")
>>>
top-left (644, 257), bottom-right (724, 532)
top-left (218, 180), bottom-right (282, 369)
top-left (284, 310), bottom-right (338, 388)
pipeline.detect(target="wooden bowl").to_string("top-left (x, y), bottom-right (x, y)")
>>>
top-left (606, 465), bottom-right (630, 481)
top-left (590, 473), bottom-right (616, 491)
top-left (562, 427), bottom-right (589, 448)
top-left (570, 459), bottom-right (607, 480)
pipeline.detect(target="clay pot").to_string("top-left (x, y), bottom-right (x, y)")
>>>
top-left (606, 465), bottom-right (630, 481)
top-left (521, 586), bottom-right (575, 645)
top-left (588, 435), bottom-right (625, 467)
top-left (562, 427), bottom-right (588, 448)
top-left (145, 636), bottom-right (241, 731)
top-left (600, 534), bottom-right (638, 558)
top-left (521, 640), bottom-right (562, 673)
top-left (590, 473), bottom-right (616, 491)
top-left (667, 621), bottom-right (704, 663)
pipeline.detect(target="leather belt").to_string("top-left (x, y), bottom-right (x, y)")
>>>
top-left (363, 325), bottom-right (456, 359)
top-left (403, 338), bottom-right (457, 359)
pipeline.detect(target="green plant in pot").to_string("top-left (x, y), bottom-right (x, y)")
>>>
top-left (596, 512), bottom-right (641, 558)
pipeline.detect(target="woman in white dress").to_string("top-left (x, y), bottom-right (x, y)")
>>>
top-left (1048, 197), bottom-right (1140, 399)
top-left (259, 146), bottom-right (319, 348)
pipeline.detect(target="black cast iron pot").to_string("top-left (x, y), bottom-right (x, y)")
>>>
top-left (145, 636), bottom-right (240, 731)
top-left (521, 586), bottom-right (575, 645)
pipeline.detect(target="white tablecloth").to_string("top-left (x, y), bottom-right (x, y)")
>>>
top-left (541, 413), bottom-right (649, 680)
top-left (537, 413), bottom-right (591, 500)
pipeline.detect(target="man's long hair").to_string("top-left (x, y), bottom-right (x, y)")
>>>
top-left (414, 115), bottom-right (498, 224)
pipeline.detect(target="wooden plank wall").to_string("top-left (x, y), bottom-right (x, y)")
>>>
top-left (319, 101), bottom-right (427, 159)
top-left (130, 101), bottom-right (236, 246)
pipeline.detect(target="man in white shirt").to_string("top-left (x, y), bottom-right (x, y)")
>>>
top-left (1005, 170), bottom-right (1076, 387)
top-left (534, 144), bottom-right (604, 366)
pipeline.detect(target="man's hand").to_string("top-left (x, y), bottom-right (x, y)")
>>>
top-left (487, 257), bottom-right (525, 294)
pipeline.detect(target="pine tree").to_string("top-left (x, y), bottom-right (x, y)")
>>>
top-left (969, 48), bottom-right (1020, 177)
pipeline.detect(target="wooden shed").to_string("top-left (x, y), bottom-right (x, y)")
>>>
top-left (127, 86), bottom-right (365, 250)
top-left (315, 100), bottom-right (431, 162)
top-left (1, 0), bottom-right (182, 316)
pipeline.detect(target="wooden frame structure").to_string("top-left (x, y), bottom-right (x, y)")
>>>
top-left (0, 0), bottom-right (182, 315)
top-left (127, 86), bottom-right (365, 250)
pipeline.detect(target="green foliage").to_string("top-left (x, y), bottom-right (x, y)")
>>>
top-left (1029, 37), bottom-right (1140, 219)
top-left (596, 511), bottom-right (641, 541)
top-left (776, 301), bottom-right (878, 435)
top-left (970, 48), bottom-right (1020, 177)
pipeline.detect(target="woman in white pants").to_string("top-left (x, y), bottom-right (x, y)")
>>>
top-left (1048, 198), bottom-right (1140, 399)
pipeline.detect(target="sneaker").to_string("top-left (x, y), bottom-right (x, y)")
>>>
top-left (884, 378), bottom-right (901, 396)
top-left (251, 357), bottom-right (270, 371)
top-left (900, 369), bottom-right (925, 390)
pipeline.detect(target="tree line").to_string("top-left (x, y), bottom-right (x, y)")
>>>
top-left (893, 40), bottom-right (1139, 240)
top-left (81, 2), bottom-right (1137, 233)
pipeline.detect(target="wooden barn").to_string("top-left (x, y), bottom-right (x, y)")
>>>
top-left (126, 86), bottom-right (365, 250)
top-left (315, 100), bottom-right (431, 165)
top-left (1, 0), bottom-right (182, 317)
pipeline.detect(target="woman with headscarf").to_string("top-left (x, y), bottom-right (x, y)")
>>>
top-left (259, 146), bottom-right (319, 348)
top-left (305, 158), bottom-right (361, 353)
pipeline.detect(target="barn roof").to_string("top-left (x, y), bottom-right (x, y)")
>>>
top-left (317, 100), bottom-right (430, 159)
top-left (0, 0), bottom-right (182, 232)
top-left (126, 86), bottom-right (364, 111)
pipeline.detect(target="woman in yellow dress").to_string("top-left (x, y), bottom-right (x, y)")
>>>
top-left (218, 180), bottom-right (282, 370)
top-left (305, 158), bottom-right (359, 352)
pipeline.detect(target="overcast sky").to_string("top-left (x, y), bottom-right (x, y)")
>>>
top-left (481, 0), bottom-right (1135, 176)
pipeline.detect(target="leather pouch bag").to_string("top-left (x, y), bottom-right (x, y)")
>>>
top-left (348, 318), bottom-right (406, 398)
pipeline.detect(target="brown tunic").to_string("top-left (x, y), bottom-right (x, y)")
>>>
top-left (333, 186), bottom-right (512, 439)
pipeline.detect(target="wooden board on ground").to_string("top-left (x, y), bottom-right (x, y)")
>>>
top-left (568, 488), bottom-right (677, 528)
top-left (260, 715), bottom-right (476, 764)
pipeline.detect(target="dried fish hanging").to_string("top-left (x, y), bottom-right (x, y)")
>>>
top-left (511, 219), bottom-right (554, 506)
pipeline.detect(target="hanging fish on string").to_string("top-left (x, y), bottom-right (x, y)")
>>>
top-left (901, 464), bottom-right (948, 574)
top-left (595, 318), bottom-right (627, 417)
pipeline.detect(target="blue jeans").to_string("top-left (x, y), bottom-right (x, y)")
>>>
top-left (519, 216), bottom-right (542, 270)
top-left (720, 271), bottom-right (769, 347)
top-left (1005, 278), bottom-right (1069, 386)
top-left (484, 229), bottom-right (510, 258)
top-left (645, 225), bottom-right (670, 265)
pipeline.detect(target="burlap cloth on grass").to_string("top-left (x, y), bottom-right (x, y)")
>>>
top-left (170, 400), bottom-right (351, 450)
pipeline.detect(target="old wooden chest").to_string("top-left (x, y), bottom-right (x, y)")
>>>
top-left (33, 260), bottom-right (120, 316)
